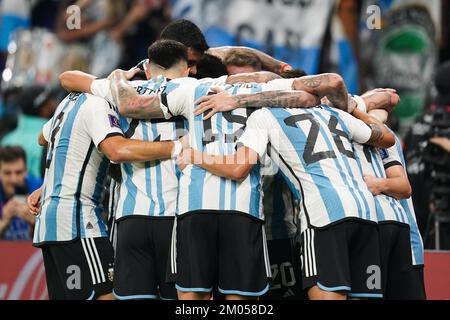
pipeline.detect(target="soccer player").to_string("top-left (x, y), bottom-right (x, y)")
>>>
top-left (58, 40), bottom-right (194, 300)
top-left (357, 106), bottom-right (425, 299)
top-left (28, 91), bottom-right (180, 300)
top-left (176, 90), bottom-right (396, 300)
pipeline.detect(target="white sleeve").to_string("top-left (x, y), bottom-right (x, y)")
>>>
top-left (90, 79), bottom-right (115, 105)
top-left (338, 110), bottom-right (372, 144)
top-left (82, 98), bottom-right (124, 148)
top-left (159, 78), bottom-right (197, 118)
top-left (261, 78), bottom-right (294, 91)
top-left (236, 109), bottom-right (271, 158)
top-left (42, 119), bottom-right (52, 142)
top-left (379, 142), bottom-right (403, 169)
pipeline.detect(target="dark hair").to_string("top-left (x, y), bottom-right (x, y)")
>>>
top-left (160, 19), bottom-right (209, 53)
top-left (195, 54), bottom-right (228, 79)
top-left (223, 52), bottom-right (262, 71)
top-left (147, 40), bottom-right (188, 69)
top-left (280, 68), bottom-right (307, 79)
top-left (0, 146), bottom-right (27, 164)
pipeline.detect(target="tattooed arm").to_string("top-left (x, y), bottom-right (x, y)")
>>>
top-left (108, 69), bottom-right (166, 120)
top-left (194, 88), bottom-right (320, 120)
top-left (351, 108), bottom-right (395, 148)
top-left (208, 46), bottom-right (291, 74)
top-left (292, 73), bottom-right (349, 111)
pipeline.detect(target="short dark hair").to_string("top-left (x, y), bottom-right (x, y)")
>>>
top-left (280, 68), bottom-right (307, 79)
top-left (147, 40), bottom-right (188, 69)
top-left (224, 52), bottom-right (262, 71)
top-left (195, 54), bottom-right (228, 79)
top-left (0, 146), bottom-right (27, 165)
top-left (160, 19), bottom-right (209, 53)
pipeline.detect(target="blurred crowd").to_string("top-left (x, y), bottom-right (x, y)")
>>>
top-left (0, 0), bottom-right (449, 248)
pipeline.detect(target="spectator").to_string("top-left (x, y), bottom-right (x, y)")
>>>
top-left (1, 86), bottom-right (58, 178)
top-left (0, 146), bottom-right (42, 240)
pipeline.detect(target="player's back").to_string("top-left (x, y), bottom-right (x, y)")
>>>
top-left (111, 77), bottom-right (185, 219)
top-left (257, 106), bottom-right (377, 230)
top-left (35, 93), bottom-right (112, 245)
top-left (169, 78), bottom-right (267, 220)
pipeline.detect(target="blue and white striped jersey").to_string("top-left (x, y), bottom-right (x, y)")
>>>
top-left (379, 134), bottom-right (424, 266)
top-left (354, 144), bottom-right (410, 223)
top-left (159, 77), bottom-right (285, 220)
top-left (237, 106), bottom-right (378, 231)
top-left (34, 93), bottom-right (123, 246)
top-left (91, 76), bottom-right (186, 220)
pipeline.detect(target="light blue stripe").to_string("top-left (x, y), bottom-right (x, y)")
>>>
top-left (86, 290), bottom-right (96, 300)
top-left (175, 284), bottom-right (213, 293)
top-left (151, 124), bottom-right (166, 216)
top-left (271, 109), bottom-right (345, 222)
top-left (45, 94), bottom-right (86, 241)
top-left (113, 290), bottom-right (158, 300)
top-left (249, 164), bottom-right (262, 219)
top-left (122, 163), bottom-right (137, 216)
top-left (218, 284), bottom-right (270, 297)
top-left (317, 282), bottom-right (351, 292)
top-left (348, 292), bottom-right (383, 299)
top-left (141, 123), bottom-right (155, 216)
top-left (92, 157), bottom-right (109, 236)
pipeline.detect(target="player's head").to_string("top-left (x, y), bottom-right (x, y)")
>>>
top-left (146, 40), bottom-right (189, 79)
top-left (224, 51), bottom-right (262, 75)
top-left (0, 146), bottom-right (27, 196)
top-left (195, 54), bottom-right (228, 79)
top-left (160, 19), bottom-right (209, 76)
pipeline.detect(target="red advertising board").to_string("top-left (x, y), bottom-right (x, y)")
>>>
top-left (0, 242), bottom-right (449, 300)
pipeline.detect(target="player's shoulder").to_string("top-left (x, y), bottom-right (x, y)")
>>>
top-left (168, 76), bottom-right (199, 86)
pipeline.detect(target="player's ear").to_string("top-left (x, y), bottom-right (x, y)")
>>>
top-left (183, 66), bottom-right (190, 77)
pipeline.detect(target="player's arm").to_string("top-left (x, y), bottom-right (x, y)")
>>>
top-left (59, 71), bottom-right (97, 93)
top-left (98, 135), bottom-right (178, 163)
top-left (38, 131), bottom-right (48, 147)
top-left (350, 108), bottom-right (395, 148)
top-left (226, 71), bottom-right (281, 84)
top-left (292, 73), bottom-right (349, 111)
top-left (194, 88), bottom-right (320, 120)
top-left (208, 46), bottom-right (291, 74)
top-left (38, 119), bottom-right (52, 147)
top-left (364, 165), bottom-right (412, 200)
top-left (178, 146), bottom-right (258, 182)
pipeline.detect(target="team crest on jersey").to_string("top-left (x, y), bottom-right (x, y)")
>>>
top-left (108, 114), bottom-right (121, 129)
top-left (379, 148), bottom-right (389, 160)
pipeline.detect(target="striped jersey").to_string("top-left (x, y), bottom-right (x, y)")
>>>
top-left (237, 106), bottom-right (378, 231)
top-left (353, 144), bottom-right (410, 223)
top-left (34, 93), bottom-right (123, 246)
top-left (159, 77), bottom-right (287, 220)
top-left (379, 134), bottom-right (424, 266)
top-left (91, 76), bottom-right (186, 220)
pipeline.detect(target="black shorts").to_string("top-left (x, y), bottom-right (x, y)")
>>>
top-left (379, 222), bottom-right (426, 300)
top-left (168, 211), bottom-right (271, 297)
top-left (301, 220), bottom-right (382, 299)
top-left (261, 238), bottom-right (306, 300)
top-left (114, 217), bottom-right (177, 300)
top-left (41, 237), bottom-right (114, 300)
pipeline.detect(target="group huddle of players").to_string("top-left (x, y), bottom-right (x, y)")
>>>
top-left (26, 19), bottom-right (426, 301)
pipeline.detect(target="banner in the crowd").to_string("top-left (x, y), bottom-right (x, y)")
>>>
top-left (359, 0), bottom-right (441, 125)
top-left (171, 0), bottom-right (334, 76)
top-left (0, 242), bottom-right (48, 300)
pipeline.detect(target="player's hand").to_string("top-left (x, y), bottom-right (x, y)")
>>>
top-left (27, 188), bottom-right (43, 216)
top-left (179, 135), bottom-right (190, 151)
top-left (194, 87), bottom-right (237, 120)
top-left (108, 68), bottom-right (139, 81)
top-left (362, 89), bottom-right (400, 113)
top-left (429, 137), bottom-right (450, 153)
top-left (364, 175), bottom-right (385, 196)
top-left (176, 148), bottom-right (194, 171)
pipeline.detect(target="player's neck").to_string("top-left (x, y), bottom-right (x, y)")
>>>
top-left (149, 69), bottom-right (184, 81)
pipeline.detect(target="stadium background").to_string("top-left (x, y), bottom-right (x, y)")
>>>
top-left (0, 0), bottom-right (449, 300)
